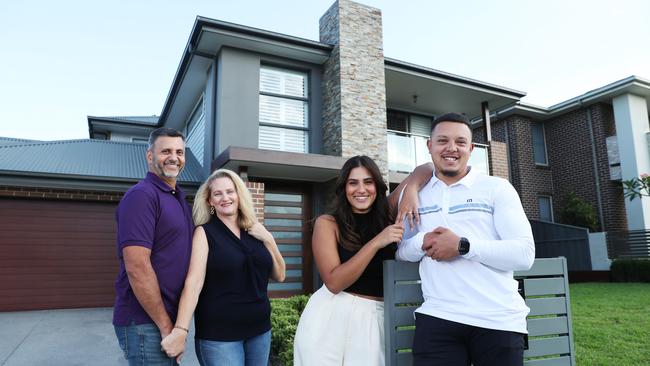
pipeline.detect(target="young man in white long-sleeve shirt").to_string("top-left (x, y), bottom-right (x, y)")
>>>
top-left (397, 112), bottom-right (535, 366)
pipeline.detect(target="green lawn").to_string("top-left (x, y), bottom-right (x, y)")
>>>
top-left (571, 282), bottom-right (650, 365)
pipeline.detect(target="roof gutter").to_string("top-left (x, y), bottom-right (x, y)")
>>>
top-left (385, 57), bottom-right (526, 98)
top-left (496, 76), bottom-right (650, 120)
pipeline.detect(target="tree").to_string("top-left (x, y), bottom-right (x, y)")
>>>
top-left (559, 192), bottom-right (599, 232)
top-left (622, 173), bottom-right (650, 201)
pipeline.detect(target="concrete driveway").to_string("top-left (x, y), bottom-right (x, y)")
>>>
top-left (0, 308), bottom-right (199, 366)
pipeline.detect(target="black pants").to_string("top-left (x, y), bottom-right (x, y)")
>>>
top-left (412, 313), bottom-right (524, 366)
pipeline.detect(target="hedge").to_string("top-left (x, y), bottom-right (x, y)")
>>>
top-left (270, 295), bottom-right (310, 366)
top-left (610, 258), bottom-right (650, 282)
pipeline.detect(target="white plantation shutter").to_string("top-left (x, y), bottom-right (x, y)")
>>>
top-left (259, 126), bottom-right (307, 153)
top-left (260, 67), bottom-right (307, 98)
top-left (259, 95), bottom-right (308, 128)
top-left (410, 115), bottom-right (432, 136)
top-left (259, 66), bottom-right (309, 153)
top-left (186, 98), bottom-right (205, 166)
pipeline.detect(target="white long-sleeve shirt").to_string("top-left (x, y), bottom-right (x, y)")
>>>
top-left (397, 168), bottom-right (535, 333)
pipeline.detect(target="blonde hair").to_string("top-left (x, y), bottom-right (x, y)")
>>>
top-left (193, 169), bottom-right (257, 229)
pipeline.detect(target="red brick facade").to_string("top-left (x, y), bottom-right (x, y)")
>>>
top-left (472, 103), bottom-right (627, 231)
top-left (488, 141), bottom-right (509, 180)
top-left (544, 104), bottom-right (626, 231)
top-left (246, 181), bottom-right (265, 223)
top-left (0, 186), bottom-right (123, 202)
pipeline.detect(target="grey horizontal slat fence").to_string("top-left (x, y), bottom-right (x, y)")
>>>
top-left (606, 229), bottom-right (650, 259)
top-left (383, 257), bottom-right (575, 366)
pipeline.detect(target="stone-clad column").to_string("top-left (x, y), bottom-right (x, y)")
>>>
top-left (319, 0), bottom-right (388, 179)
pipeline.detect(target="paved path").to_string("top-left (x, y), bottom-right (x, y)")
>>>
top-left (0, 308), bottom-right (199, 366)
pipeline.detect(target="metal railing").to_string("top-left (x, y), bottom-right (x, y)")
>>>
top-left (606, 229), bottom-right (650, 259)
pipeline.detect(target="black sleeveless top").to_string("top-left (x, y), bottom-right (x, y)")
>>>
top-left (194, 216), bottom-right (272, 341)
top-left (337, 213), bottom-right (396, 297)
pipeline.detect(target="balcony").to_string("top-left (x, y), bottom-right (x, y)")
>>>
top-left (387, 130), bottom-right (490, 175)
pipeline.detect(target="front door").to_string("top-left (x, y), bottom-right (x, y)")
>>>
top-left (263, 185), bottom-right (313, 297)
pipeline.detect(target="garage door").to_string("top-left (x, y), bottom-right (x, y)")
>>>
top-left (0, 198), bottom-right (118, 311)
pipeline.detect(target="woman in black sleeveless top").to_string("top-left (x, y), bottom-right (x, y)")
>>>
top-left (293, 156), bottom-right (434, 365)
top-left (161, 169), bottom-right (285, 365)
top-left (293, 156), bottom-right (405, 365)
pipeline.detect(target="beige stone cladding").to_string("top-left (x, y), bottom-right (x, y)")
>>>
top-left (319, 0), bottom-right (388, 179)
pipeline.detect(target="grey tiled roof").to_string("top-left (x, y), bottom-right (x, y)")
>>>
top-left (0, 138), bottom-right (203, 183)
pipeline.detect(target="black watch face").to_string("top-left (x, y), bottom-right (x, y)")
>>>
top-left (459, 238), bottom-right (470, 255)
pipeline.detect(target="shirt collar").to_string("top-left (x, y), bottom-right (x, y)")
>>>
top-left (429, 166), bottom-right (477, 189)
top-left (145, 172), bottom-right (183, 196)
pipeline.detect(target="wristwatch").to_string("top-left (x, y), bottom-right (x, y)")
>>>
top-left (458, 237), bottom-right (470, 255)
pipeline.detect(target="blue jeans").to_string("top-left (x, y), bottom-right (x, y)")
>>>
top-left (195, 330), bottom-right (271, 366)
top-left (114, 323), bottom-right (178, 366)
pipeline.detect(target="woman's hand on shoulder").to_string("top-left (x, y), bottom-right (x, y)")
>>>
top-left (373, 222), bottom-right (405, 249)
top-left (396, 184), bottom-right (420, 229)
top-left (247, 222), bottom-right (274, 244)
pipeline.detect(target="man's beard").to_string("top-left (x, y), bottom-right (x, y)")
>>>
top-left (157, 162), bottom-right (183, 178)
top-left (440, 169), bottom-right (459, 177)
top-left (439, 166), bottom-right (470, 177)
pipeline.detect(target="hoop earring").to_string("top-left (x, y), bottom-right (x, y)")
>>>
top-left (210, 206), bottom-right (215, 215)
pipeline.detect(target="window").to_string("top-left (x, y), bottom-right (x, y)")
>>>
top-left (538, 196), bottom-right (554, 222)
top-left (386, 110), bottom-right (433, 172)
top-left (387, 110), bottom-right (432, 135)
top-left (259, 66), bottom-right (309, 153)
top-left (185, 96), bottom-right (205, 166)
top-left (532, 122), bottom-right (548, 165)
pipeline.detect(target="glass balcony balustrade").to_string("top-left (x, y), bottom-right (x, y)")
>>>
top-left (387, 130), bottom-right (490, 176)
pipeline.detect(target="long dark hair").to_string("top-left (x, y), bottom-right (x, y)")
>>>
top-left (333, 155), bottom-right (392, 251)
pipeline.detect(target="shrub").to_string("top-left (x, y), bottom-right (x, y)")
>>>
top-left (610, 259), bottom-right (650, 282)
top-left (270, 295), bottom-right (310, 366)
top-left (559, 192), bottom-right (599, 232)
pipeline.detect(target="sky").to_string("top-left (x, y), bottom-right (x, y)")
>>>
top-left (1, 0), bottom-right (649, 141)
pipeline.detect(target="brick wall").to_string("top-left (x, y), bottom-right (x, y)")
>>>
top-left (473, 117), bottom-right (550, 219)
top-left (0, 186), bottom-right (123, 202)
top-left (590, 104), bottom-right (627, 231)
top-left (544, 108), bottom-right (594, 224)
top-left (246, 181), bottom-right (265, 223)
top-left (461, 105), bottom-right (627, 231)
top-left (501, 115), bottom-right (554, 220)
top-left (545, 103), bottom-right (626, 231)
top-left (495, 104), bottom-right (626, 231)
top-left (473, 120), bottom-right (510, 180)
top-left (544, 106), bottom-right (610, 230)
top-left (488, 141), bottom-right (509, 180)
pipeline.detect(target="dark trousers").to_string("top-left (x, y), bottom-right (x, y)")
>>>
top-left (412, 313), bottom-right (524, 366)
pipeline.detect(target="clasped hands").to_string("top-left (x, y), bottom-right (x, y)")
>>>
top-left (161, 328), bottom-right (186, 362)
top-left (422, 227), bottom-right (461, 261)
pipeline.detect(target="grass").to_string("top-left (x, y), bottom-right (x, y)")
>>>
top-left (571, 282), bottom-right (650, 365)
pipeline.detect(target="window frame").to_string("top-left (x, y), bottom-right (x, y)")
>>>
top-left (184, 95), bottom-right (205, 136)
top-left (532, 121), bottom-right (549, 166)
top-left (386, 108), bottom-right (435, 137)
top-left (184, 94), bottom-right (206, 165)
top-left (258, 65), bottom-right (311, 153)
top-left (538, 195), bottom-right (554, 222)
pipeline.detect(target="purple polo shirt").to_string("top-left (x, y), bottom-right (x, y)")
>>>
top-left (113, 172), bottom-right (193, 326)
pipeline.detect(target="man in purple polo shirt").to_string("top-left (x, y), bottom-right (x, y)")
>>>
top-left (113, 127), bottom-right (193, 365)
